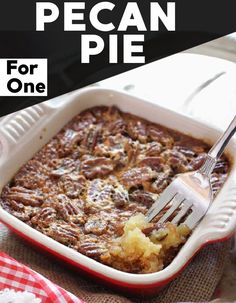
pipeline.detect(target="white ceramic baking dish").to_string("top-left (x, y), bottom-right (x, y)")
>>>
top-left (0, 87), bottom-right (236, 296)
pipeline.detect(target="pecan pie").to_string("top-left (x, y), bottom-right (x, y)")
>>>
top-left (0, 106), bottom-right (230, 273)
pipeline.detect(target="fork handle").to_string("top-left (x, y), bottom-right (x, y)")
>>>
top-left (199, 115), bottom-right (236, 176)
top-left (209, 115), bottom-right (236, 159)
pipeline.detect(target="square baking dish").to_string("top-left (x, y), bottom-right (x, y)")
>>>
top-left (0, 87), bottom-right (236, 296)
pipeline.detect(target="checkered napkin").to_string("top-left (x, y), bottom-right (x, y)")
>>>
top-left (0, 251), bottom-right (84, 303)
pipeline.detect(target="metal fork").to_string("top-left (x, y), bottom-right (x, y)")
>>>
top-left (146, 115), bottom-right (236, 229)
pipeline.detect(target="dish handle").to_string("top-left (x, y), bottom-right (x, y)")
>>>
top-left (197, 179), bottom-right (236, 243)
top-left (0, 89), bottom-right (82, 163)
top-left (0, 102), bottom-right (55, 159)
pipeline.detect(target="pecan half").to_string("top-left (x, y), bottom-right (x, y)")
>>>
top-left (84, 218), bottom-right (108, 235)
top-left (7, 199), bottom-right (25, 212)
top-left (145, 142), bottom-right (162, 156)
top-left (121, 167), bottom-right (157, 189)
top-left (213, 159), bottom-right (229, 174)
top-left (80, 125), bottom-right (102, 153)
top-left (127, 120), bottom-right (147, 143)
top-left (162, 149), bottom-right (189, 173)
top-left (58, 129), bottom-right (83, 157)
top-left (151, 172), bottom-right (170, 194)
top-left (81, 157), bottom-right (114, 179)
top-left (175, 146), bottom-right (196, 159)
top-left (31, 207), bottom-right (57, 227)
top-left (14, 160), bottom-right (48, 189)
top-left (72, 111), bottom-right (96, 131)
top-left (124, 140), bottom-right (139, 165)
top-left (129, 190), bottom-right (155, 208)
top-left (46, 222), bottom-right (80, 245)
top-left (112, 189), bottom-right (129, 208)
top-left (109, 119), bottom-right (127, 135)
top-left (55, 194), bottom-right (85, 224)
top-left (138, 157), bottom-right (163, 171)
top-left (189, 154), bottom-right (206, 170)
top-left (5, 187), bottom-right (43, 207)
top-left (148, 126), bottom-right (174, 148)
top-left (78, 240), bottom-right (108, 259)
top-left (86, 179), bottom-right (114, 211)
top-left (211, 173), bottom-right (227, 194)
top-left (50, 158), bottom-right (80, 178)
top-left (59, 174), bottom-right (86, 198)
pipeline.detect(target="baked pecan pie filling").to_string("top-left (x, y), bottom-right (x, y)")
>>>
top-left (0, 106), bottom-right (230, 273)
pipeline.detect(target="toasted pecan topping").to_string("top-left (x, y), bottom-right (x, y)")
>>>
top-left (0, 106), bottom-right (230, 273)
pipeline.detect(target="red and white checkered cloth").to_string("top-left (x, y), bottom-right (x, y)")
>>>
top-left (0, 251), bottom-right (85, 303)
